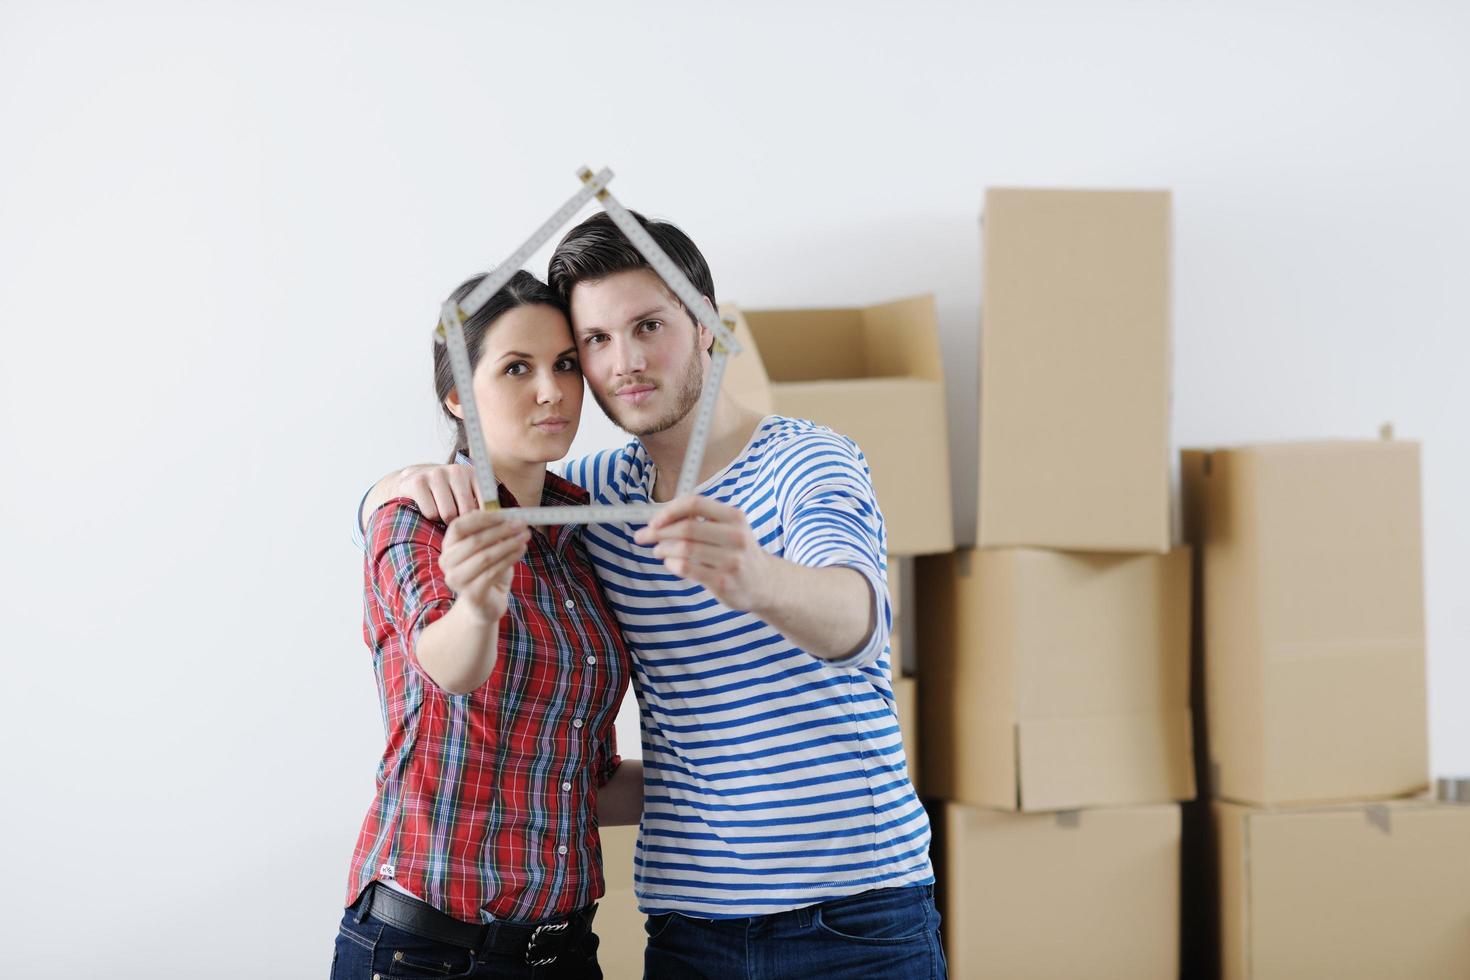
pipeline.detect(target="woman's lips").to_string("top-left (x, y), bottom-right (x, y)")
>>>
top-left (533, 418), bottom-right (570, 433)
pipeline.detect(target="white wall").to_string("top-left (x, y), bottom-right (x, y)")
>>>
top-left (2, 1), bottom-right (1466, 975)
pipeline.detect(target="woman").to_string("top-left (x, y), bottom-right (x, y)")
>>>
top-left (333, 270), bottom-right (638, 979)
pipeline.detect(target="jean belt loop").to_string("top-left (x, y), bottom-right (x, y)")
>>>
top-left (354, 884), bottom-right (374, 923)
top-left (795, 902), bottom-right (813, 929)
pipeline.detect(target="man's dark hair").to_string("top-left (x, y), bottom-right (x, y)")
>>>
top-left (547, 210), bottom-right (717, 351)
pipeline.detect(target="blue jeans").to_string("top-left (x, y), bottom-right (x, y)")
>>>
top-left (643, 884), bottom-right (946, 980)
top-left (330, 906), bottom-right (602, 979)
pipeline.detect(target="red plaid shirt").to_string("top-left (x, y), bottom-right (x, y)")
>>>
top-left (348, 471), bottom-right (631, 924)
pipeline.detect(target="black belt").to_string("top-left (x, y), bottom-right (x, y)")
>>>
top-left (358, 881), bottom-right (596, 966)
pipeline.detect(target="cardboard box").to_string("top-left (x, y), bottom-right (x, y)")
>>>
top-left (596, 825), bottom-right (643, 977)
top-left (893, 675), bottom-right (920, 795)
top-left (1215, 799), bottom-right (1470, 979)
top-left (917, 548), bottom-right (1195, 811)
top-left (722, 297), bottom-right (954, 556)
top-left (888, 556), bottom-right (916, 675)
top-left (978, 188), bottom-right (1172, 553)
top-left (1182, 440), bottom-right (1428, 805)
top-left (938, 802), bottom-right (1180, 979)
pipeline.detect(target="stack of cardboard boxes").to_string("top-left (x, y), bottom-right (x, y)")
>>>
top-left (1182, 440), bottom-right (1470, 978)
top-left (594, 189), bottom-right (1466, 980)
top-left (918, 189), bottom-right (1195, 979)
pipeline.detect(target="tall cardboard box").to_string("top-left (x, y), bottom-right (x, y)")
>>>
top-left (938, 802), bottom-right (1180, 979)
top-left (596, 825), bottom-right (643, 977)
top-left (1215, 799), bottom-right (1470, 979)
top-left (893, 675), bottom-right (920, 795)
top-left (1182, 441), bottom-right (1428, 805)
top-left (888, 556), bottom-right (916, 675)
top-left (722, 298), bottom-right (954, 556)
top-left (917, 547), bottom-right (1195, 811)
top-left (978, 188), bottom-right (1172, 553)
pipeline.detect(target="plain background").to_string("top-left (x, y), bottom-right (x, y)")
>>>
top-left (2, 1), bottom-right (1466, 976)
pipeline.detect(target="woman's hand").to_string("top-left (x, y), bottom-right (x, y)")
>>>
top-left (439, 510), bottom-right (531, 624)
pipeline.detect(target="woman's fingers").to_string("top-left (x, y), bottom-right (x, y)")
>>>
top-left (443, 532), bottom-right (529, 590)
top-left (443, 511), bottom-right (526, 557)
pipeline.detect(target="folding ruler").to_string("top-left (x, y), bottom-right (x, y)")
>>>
top-left (435, 166), bottom-right (742, 525)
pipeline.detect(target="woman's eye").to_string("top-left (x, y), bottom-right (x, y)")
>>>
top-left (504, 362), bottom-right (528, 377)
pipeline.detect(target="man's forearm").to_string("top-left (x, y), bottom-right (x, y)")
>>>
top-left (597, 759), bottom-right (644, 826)
top-left (750, 558), bottom-right (877, 661)
top-left (361, 470), bottom-right (407, 531)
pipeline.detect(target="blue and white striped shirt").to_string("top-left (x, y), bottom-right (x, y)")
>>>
top-left (561, 415), bottom-right (933, 917)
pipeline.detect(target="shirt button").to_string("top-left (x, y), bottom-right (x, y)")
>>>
top-left (572, 718), bottom-right (583, 729)
top-left (562, 781), bottom-right (572, 792)
top-left (586, 655), bottom-right (596, 665)
top-left (564, 598), bottom-right (575, 610)
top-left (558, 845), bottom-right (568, 856)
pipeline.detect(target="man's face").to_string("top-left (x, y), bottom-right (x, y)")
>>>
top-left (568, 268), bottom-right (712, 437)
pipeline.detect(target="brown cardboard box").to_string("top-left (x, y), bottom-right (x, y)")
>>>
top-left (1215, 799), bottom-right (1470, 980)
top-left (596, 825), bottom-right (643, 976)
top-left (893, 675), bottom-right (920, 795)
top-left (722, 298), bottom-right (954, 556)
top-left (939, 802), bottom-right (1180, 979)
top-left (978, 188), bottom-right (1172, 553)
top-left (1182, 440), bottom-right (1428, 805)
top-left (918, 548), bottom-right (1195, 811)
top-left (888, 556), bottom-right (916, 675)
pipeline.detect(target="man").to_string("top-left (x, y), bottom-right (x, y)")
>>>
top-left (362, 211), bottom-right (943, 978)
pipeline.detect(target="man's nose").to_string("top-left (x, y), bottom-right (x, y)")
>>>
top-left (613, 336), bottom-right (647, 376)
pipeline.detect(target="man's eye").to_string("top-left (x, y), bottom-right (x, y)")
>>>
top-left (555, 357), bottom-right (579, 372)
top-left (504, 362), bottom-right (528, 377)
top-left (639, 320), bottom-right (662, 333)
top-left (583, 333), bottom-right (607, 346)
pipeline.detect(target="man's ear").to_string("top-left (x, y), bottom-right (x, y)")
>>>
top-left (444, 387), bottom-right (466, 420)
top-left (697, 294), bottom-right (716, 352)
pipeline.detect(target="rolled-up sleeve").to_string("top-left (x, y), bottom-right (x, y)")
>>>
top-left (777, 433), bottom-right (892, 670)
top-left (366, 500), bottom-right (455, 676)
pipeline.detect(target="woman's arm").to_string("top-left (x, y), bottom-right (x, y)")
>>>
top-left (415, 510), bottom-right (530, 694)
top-left (596, 760), bottom-right (645, 826)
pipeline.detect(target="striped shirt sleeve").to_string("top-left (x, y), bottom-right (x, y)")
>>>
top-left (774, 432), bottom-right (892, 670)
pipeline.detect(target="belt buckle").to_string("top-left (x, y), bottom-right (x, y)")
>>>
top-left (525, 918), bottom-right (570, 966)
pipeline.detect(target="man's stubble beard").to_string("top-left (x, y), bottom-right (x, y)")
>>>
top-left (591, 340), bottom-right (705, 438)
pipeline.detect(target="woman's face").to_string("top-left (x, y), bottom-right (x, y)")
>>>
top-left (449, 303), bottom-right (583, 467)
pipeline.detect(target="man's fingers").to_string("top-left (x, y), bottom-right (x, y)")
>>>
top-left (449, 468), bottom-right (480, 517)
top-left (646, 518), bottom-right (740, 548)
top-left (655, 541), bottom-right (736, 572)
top-left (638, 494), bottom-right (740, 540)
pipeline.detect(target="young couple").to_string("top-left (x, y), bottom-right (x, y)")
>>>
top-left (336, 211), bottom-right (944, 979)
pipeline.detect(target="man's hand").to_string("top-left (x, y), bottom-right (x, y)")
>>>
top-left (634, 495), bottom-right (775, 612)
top-left (439, 511), bottom-right (530, 625)
top-left (366, 463), bottom-right (481, 526)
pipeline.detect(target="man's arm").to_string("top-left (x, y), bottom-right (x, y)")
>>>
top-left (596, 759), bottom-right (645, 826)
top-left (634, 495), bottom-right (878, 662)
top-left (361, 464), bottom-right (480, 533)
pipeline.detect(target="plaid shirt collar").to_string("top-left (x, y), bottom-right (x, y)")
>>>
top-left (453, 453), bottom-right (589, 551)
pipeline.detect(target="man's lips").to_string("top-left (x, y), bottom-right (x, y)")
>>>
top-left (615, 385), bottom-right (657, 405)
